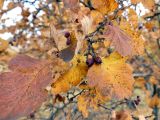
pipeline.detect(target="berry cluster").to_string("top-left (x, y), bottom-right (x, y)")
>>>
top-left (86, 56), bottom-right (102, 67)
top-left (134, 96), bottom-right (141, 105)
top-left (64, 32), bottom-right (71, 45)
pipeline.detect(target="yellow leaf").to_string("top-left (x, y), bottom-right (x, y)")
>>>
top-left (0, 38), bottom-right (9, 52)
top-left (51, 55), bottom-right (88, 94)
top-left (128, 8), bottom-right (138, 28)
top-left (77, 90), bottom-right (103, 118)
top-left (134, 77), bottom-right (146, 89)
top-left (87, 52), bottom-right (134, 99)
top-left (149, 76), bottom-right (158, 85)
top-left (90, 10), bottom-right (103, 25)
top-left (119, 19), bottom-right (145, 55)
top-left (77, 94), bottom-right (89, 118)
top-left (149, 94), bottom-right (160, 108)
top-left (0, 0), bottom-right (4, 9)
top-left (91, 0), bottom-right (118, 15)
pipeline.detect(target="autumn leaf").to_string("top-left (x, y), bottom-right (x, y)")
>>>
top-left (148, 94), bottom-right (160, 108)
top-left (0, 55), bottom-right (52, 120)
top-left (111, 110), bottom-right (132, 120)
top-left (133, 106), bottom-right (153, 118)
top-left (0, 0), bottom-right (4, 9)
top-left (91, 0), bottom-right (118, 15)
top-left (51, 55), bottom-right (88, 94)
top-left (87, 52), bottom-right (134, 99)
top-left (104, 25), bottom-right (132, 56)
top-left (128, 8), bottom-right (138, 28)
top-left (77, 91), bottom-right (100, 118)
top-left (119, 19), bottom-right (144, 55)
top-left (62, 0), bottom-right (79, 10)
top-left (7, 2), bottom-right (15, 10)
top-left (90, 10), bottom-right (104, 25)
top-left (77, 93), bottom-right (89, 118)
top-left (0, 38), bottom-right (9, 52)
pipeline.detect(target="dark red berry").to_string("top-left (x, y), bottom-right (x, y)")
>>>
top-left (86, 58), bottom-right (94, 67)
top-left (134, 100), bottom-right (139, 105)
top-left (137, 96), bottom-right (141, 101)
top-left (64, 32), bottom-right (70, 38)
top-left (75, 18), bottom-right (79, 23)
top-left (94, 56), bottom-right (102, 64)
top-left (108, 22), bottom-right (113, 26)
top-left (137, 99), bottom-right (141, 102)
top-left (66, 37), bottom-right (71, 45)
top-left (69, 97), bottom-right (73, 101)
top-left (30, 112), bottom-right (35, 118)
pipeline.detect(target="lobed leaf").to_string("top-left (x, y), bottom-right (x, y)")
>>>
top-left (104, 25), bottom-right (132, 56)
top-left (0, 55), bottom-right (52, 120)
top-left (51, 55), bottom-right (88, 94)
top-left (87, 52), bottom-right (134, 99)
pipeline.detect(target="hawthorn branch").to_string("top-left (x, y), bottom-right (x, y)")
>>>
top-left (84, 3), bottom-right (135, 59)
top-left (79, 0), bottom-right (95, 10)
top-left (145, 12), bottom-right (160, 20)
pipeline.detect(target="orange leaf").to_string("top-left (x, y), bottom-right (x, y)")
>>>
top-left (149, 94), bottom-right (160, 108)
top-left (91, 0), bottom-right (118, 15)
top-left (77, 94), bottom-right (89, 118)
top-left (112, 110), bottom-right (132, 120)
top-left (0, 38), bottom-right (9, 52)
top-left (0, 0), bottom-right (4, 9)
top-left (87, 52), bottom-right (134, 99)
top-left (77, 90), bottom-right (100, 118)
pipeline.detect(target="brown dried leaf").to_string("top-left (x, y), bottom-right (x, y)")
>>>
top-left (7, 2), bottom-right (16, 10)
top-left (112, 110), bottom-right (132, 120)
top-left (119, 19), bottom-right (144, 55)
top-left (0, 55), bottom-right (52, 120)
top-left (104, 25), bottom-right (132, 56)
top-left (62, 0), bottom-right (79, 10)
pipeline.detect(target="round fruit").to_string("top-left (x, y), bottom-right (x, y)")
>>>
top-left (94, 56), bottom-right (102, 64)
top-left (86, 58), bottom-right (94, 67)
top-left (64, 32), bottom-right (70, 38)
top-left (66, 37), bottom-right (71, 45)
